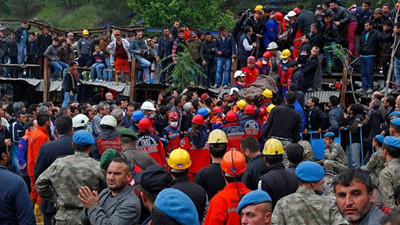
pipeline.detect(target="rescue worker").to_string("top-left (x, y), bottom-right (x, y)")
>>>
top-left (258, 138), bottom-right (298, 208)
top-left (379, 136), bottom-right (400, 210)
top-left (161, 112), bottom-right (181, 155)
top-left (241, 56), bottom-right (260, 86)
top-left (272, 161), bottom-right (348, 224)
top-left (222, 111), bottom-right (245, 151)
top-left (181, 114), bottom-right (210, 181)
top-left (136, 118), bottom-right (167, 169)
top-left (257, 88), bottom-right (273, 123)
top-left (236, 99), bottom-right (248, 121)
top-left (168, 148), bottom-right (207, 223)
top-left (141, 101), bottom-right (157, 134)
top-left (194, 129), bottom-right (227, 199)
top-left (204, 149), bottom-right (251, 225)
top-left (131, 110), bottom-right (145, 133)
top-left (232, 70), bottom-right (247, 90)
top-left (237, 190), bottom-right (273, 225)
top-left (210, 106), bottom-right (224, 129)
top-left (277, 49), bottom-right (292, 98)
top-left (91, 115), bottom-right (122, 159)
top-left (318, 132), bottom-right (348, 173)
top-left (240, 105), bottom-right (262, 140)
top-left (256, 51), bottom-right (272, 75)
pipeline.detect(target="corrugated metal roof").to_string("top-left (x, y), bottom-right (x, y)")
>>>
top-left (304, 91), bottom-right (340, 103)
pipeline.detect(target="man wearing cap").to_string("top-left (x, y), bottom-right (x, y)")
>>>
top-left (319, 132), bottom-right (348, 173)
top-left (241, 56), bottom-right (260, 85)
top-left (77, 30), bottom-right (91, 67)
top-left (137, 165), bottom-right (173, 225)
top-left (151, 188), bottom-right (199, 225)
top-left (36, 130), bottom-right (106, 225)
top-left (110, 108), bottom-right (124, 132)
top-left (257, 138), bottom-right (298, 208)
top-left (335, 168), bottom-right (384, 225)
top-left (238, 190), bottom-right (273, 225)
top-left (34, 116), bottom-right (74, 224)
top-left (91, 115), bottom-right (122, 159)
top-left (361, 134), bottom-right (385, 187)
top-left (379, 136), bottom-right (400, 210)
top-left (272, 161), bottom-right (348, 224)
top-left (389, 117), bottom-right (400, 137)
top-left (120, 128), bottom-right (157, 170)
top-left (79, 157), bottom-right (141, 225)
top-left (240, 106), bottom-right (262, 141)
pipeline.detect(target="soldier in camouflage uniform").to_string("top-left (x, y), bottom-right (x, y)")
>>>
top-left (379, 136), bottom-right (400, 210)
top-left (319, 132), bottom-right (348, 173)
top-left (36, 130), bottom-right (107, 225)
top-left (361, 135), bottom-right (385, 188)
top-left (298, 140), bottom-right (315, 162)
top-left (272, 161), bottom-right (348, 225)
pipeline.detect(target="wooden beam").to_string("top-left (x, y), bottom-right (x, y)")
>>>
top-left (130, 58), bottom-right (137, 102)
top-left (43, 58), bottom-right (50, 102)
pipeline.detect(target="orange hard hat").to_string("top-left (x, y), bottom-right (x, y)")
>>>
top-left (138, 118), bottom-right (152, 130)
top-left (221, 149), bottom-right (247, 176)
top-left (225, 111), bottom-right (237, 122)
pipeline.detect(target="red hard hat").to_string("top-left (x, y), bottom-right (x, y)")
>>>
top-left (212, 106), bottom-right (224, 115)
top-left (169, 112), bottom-right (179, 120)
top-left (274, 12), bottom-right (283, 21)
top-left (192, 114), bottom-right (204, 125)
top-left (293, 7), bottom-right (300, 15)
top-left (263, 51), bottom-right (271, 59)
top-left (138, 118), bottom-right (152, 130)
top-left (244, 105), bottom-right (255, 115)
top-left (225, 111), bottom-right (237, 122)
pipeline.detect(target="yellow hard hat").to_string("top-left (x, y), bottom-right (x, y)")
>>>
top-left (255, 5), bottom-right (263, 11)
top-left (208, 129), bottom-right (228, 144)
top-left (82, 29), bottom-right (89, 35)
top-left (237, 99), bottom-right (248, 110)
top-left (168, 148), bottom-right (191, 170)
top-left (267, 104), bottom-right (276, 113)
top-left (262, 88), bottom-right (273, 98)
top-left (263, 138), bottom-right (284, 155)
top-left (281, 49), bottom-right (291, 59)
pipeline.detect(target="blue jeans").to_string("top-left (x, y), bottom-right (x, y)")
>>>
top-left (91, 63), bottom-right (105, 80)
top-left (50, 61), bottom-right (68, 78)
top-left (395, 57), bottom-right (400, 89)
top-left (324, 42), bottom-right (336, 73)
top-left (62, 91), bottom-right (77, 107)
top-left (138, 58), bottom-right (151, 81)
top-left (17, 42), bottom-right (27, 64)
top-left (215, 57), bottom-right (231, 86)
top-left (0, 56), bottom-right (8, 77)
top-left (360, 56), bottom-right (374, 90)
top-left (103, 58), bottom-right (113, 80)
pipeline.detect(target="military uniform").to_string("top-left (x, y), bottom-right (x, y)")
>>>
top-left (361, 147), bottom-right (385, 187)
top-left (298, 140), bottom-right (315, 162)
top-left (323, 142), bottom-right (348, 173)
top-left (36, 151), bottom-right (107, 225)
top-left (272, 187), bottom-right (348, 225)
top-left (379, 158), bottom-right (400, 210)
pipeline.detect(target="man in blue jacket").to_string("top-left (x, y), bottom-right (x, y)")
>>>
top-left (214, 26), bottom-right (236, 89)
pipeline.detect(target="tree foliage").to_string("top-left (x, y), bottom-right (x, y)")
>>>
top-left (129, 0), bottom-right (235, 30)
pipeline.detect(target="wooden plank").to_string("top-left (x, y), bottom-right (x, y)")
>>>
top-left (0, 64), bottom-right (40, 68)
top-left (130, 58), bottom-right (137, 102)
top-left (43, 58), bottom-right (50, 102)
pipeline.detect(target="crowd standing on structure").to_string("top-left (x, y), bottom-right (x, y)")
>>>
top-left (2, 1), bottom-right (400, 225)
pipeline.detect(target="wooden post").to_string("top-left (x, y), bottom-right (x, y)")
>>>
top-left (340, 62), bottom-right (348, 104)
top-left (232, 57), bottom-right (238, 85)
top-left (43, 58), bottom-right (50, 102)
top-left (130, 58), bottom-right (137, 102)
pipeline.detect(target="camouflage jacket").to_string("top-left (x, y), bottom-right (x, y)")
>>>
top-left (323, 142), bottom-right (348, 166)
top-left (361, 148), bottom-right (385, 176)
top-left (379, 158), bottom-right (400, 210)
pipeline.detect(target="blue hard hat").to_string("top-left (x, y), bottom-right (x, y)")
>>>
top-left (383, 136), bottom-right (400, 149)
top-left (197, 107), bottom-right (210, 117)
top-left (295, 161), bottom-right (325, 182)
top-left (132, 110), bottom-right (145, 122)
top-left (154, 188), bottom-right (199, 225)
top-left (237, 190), bottom-right (272, 213)
top-left (73, 130), bottom-right (95, 145)
top-left (375, 134), bottom-right (384, 144)
top-left (324, 132), bottom-right (335, 138)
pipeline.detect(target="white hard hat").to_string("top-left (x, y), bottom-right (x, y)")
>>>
top-left (73, 114), bottom-right (89, 128)
top-left (234, 70), bottom-right (246, 78)
top-left (287, 11), bottom-right (297, 17)
top-left (100, 115), bottom-right (117, 127)
top-left (267, 42), bottom-right (278, 50)
top-left (284, 15), bottom-right (289, 21)
top-left (141, 101), bottom-right (156, 111)
top-left (230, 87), bottom-right (240, 95)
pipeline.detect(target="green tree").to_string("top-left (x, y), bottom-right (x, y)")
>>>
top-left (3, 0), bottom-right (43, 19)
top-left (129, 0), bottom-right (235, 30)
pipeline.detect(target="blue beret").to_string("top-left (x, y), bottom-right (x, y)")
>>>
top-left (383, 136), bottom-right (400, 149)
top-left (324, 132), bottom-right (335, 138)
top-left (73, 130), bottom-right (95, 145)
top-left (295, 161), bottom-right (325, 182)
top-left (375, 135), bottom-right (384, 144)
top-left (154, 188), bottom-right (199, 225)
top-left (392, 118), bottom-right (400, 127)
top-left (237, 190), bottom-right (272, 213)
top-left (388, 111), bottom-right (400, 118)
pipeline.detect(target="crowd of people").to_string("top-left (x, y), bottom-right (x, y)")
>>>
top-left (2, 1), bottom-right (400, 225)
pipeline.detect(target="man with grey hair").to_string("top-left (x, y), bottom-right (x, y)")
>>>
top-left (92, 103), bottom-right (110, 137)
top-left (110, 109), bottom-right (124, 132)
top-left (13, 102), bottom-right (26, 114)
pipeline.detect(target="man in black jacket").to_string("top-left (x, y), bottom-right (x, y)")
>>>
top-left (263, 92), bottom-right (302, 147)
top-left (301, 46), bottom-right (319, 92)
top-left (35, 27), bottom-right (52, 79)
top-left (310, 23), bottom-right (325, 90)
top-left (199, 32), bottom-right (215, 87)
top-left (34, 116), bottom-right (74, 225)
top-left (303, 97), bottom-right (328, 135)
top-left (241, 136), bottom-right (267, 190)
top-left (62, 61), bottom-right (80, 107)
top-left (358, 20), bottom-right (382, 93)
top-left (14, 22), bottom-right (30, 65)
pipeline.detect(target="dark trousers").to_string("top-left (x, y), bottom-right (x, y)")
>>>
top-left (9, 56), bottom-right (18, 78)
top-left (202, 58), bottom-right (214, 86)
top-left (160, 58), bottom-right (172, 83)
top-left (78, 54), bottom-right (90, 67)
top-left (27, 55), bottom-right (39, 78)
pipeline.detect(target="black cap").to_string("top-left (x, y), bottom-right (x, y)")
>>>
top-left (136, 165), bottom-right (172, 194)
